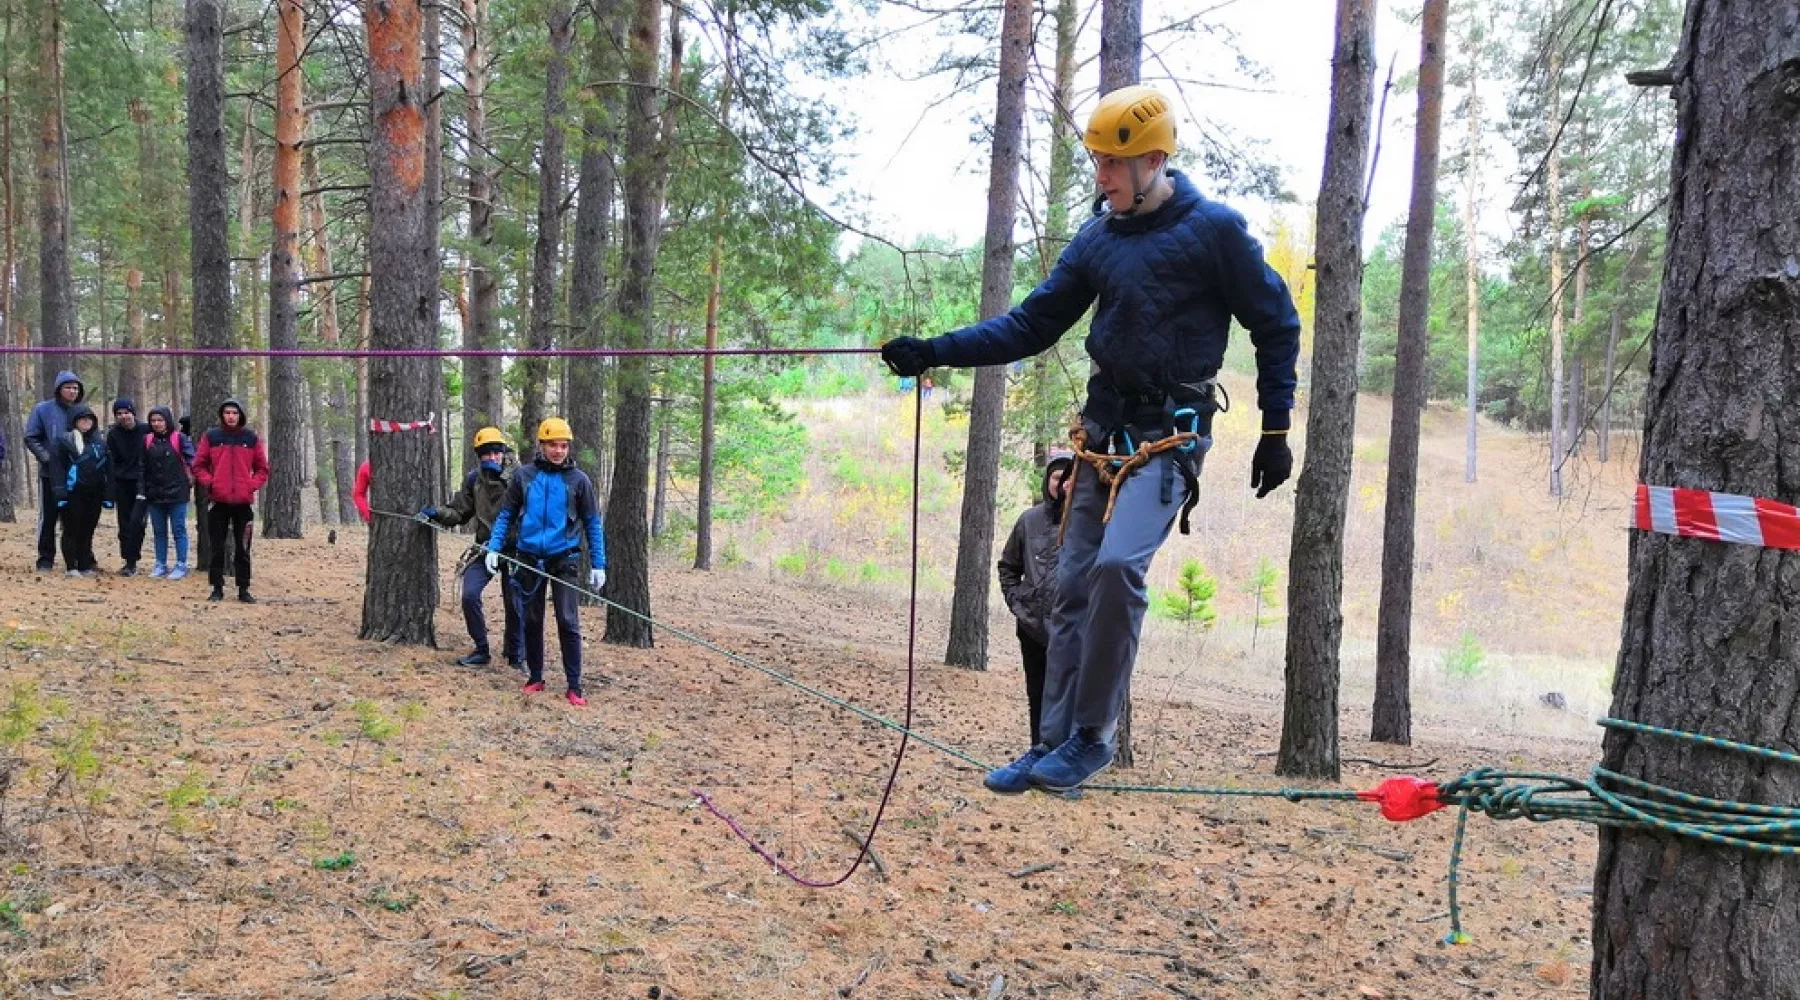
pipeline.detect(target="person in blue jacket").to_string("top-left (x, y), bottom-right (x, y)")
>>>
top-left (23, 371), bottom-right (85, 571)
top-left (883, 85), bottom-right (1301, 794)
top-left (486, 417), bottom-right (605, 707)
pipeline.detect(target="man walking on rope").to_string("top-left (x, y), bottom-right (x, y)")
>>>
top-left (883, 85), bottom-right (1301, 793)
top-left (420, 427), bottom-right (523, 670)
top-left (486, 418), bottom-right (605, 706)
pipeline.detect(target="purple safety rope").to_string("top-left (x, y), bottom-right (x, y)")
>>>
top-left (692, 381), bottom-right (922, 888)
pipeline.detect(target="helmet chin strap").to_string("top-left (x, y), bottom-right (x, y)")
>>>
top-left (1114, 157), bottom-right (1164, 217)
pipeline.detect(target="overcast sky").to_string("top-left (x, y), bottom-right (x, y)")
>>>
top-left (814, 0), bottom-right (1446, 252)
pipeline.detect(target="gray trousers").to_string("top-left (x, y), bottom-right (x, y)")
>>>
top-left (1038, 441), bottom-right (1200, 748)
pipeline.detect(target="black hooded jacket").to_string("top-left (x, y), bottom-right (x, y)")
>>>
top-left (997, 457), bottom-right (1074, 643)
top-left (106, 398), bottom-right (151, 482)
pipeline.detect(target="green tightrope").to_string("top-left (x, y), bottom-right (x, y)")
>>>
top-left (373, 509), bottom-right (1800, 945)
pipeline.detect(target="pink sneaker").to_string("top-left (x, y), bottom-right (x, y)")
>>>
top-left (521, 681), bottom-right (546, 694)
top-left (565, 691), bottom-right (587, 707)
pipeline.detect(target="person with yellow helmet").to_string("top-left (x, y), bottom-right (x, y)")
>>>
top-left (485, 417), bottom-right (605, 706)
top-left (882, 85), bottom-right (1302, 794)
top-left (419, 426), bottom-right (523, 669)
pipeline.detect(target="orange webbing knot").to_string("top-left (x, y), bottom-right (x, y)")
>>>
top-left (1057, 420), bottom-right (1200, 545)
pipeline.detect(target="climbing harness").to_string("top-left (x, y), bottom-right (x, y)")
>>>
top-left (1059, 380), bottom-right (1223, 541)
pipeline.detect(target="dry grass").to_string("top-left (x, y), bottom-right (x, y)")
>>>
top-left (0, 384), bottom-right (1631, 997)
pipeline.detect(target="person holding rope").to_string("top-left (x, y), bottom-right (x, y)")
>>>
top-left (485, 418), bottom-right (605, 707)
top-left (883, 85), bottom-right (1300, 793)
top-left (419, 427), bottom-right (523, 670)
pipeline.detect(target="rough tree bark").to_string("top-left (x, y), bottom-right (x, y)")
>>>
top-left (459, 0), bottom-right (502, 456)
top-left (1370, 0), bottom-right (1447, 747)
top-left (604, 0), bottom-right (677, 648)
top-left (519, 2), bottom-right (574, 451)
top-left (1276, 0), bottom-right (1376, 781)
top-left (569, 0), bottom-right (624, 478)
top-left (1591, 4), bottom-right (1800, 997)
top-left (36, 0), bottom-right (74, 395)
top-left (187, 0), bottom-right (236, 569)
top-left (262, 0), bottom-right (306, 537)
top-left (943, 0), bottom-right (1030, 672)
top-left (359, 0), bottom-right (439, 644)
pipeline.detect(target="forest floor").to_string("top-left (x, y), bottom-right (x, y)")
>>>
top-left (0, 509), bottom-right (1612, 1000)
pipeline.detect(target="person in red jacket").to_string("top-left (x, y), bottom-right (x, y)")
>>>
top-left (191, 399), bottom-right (270, 603)
top-left (352, 460), bottom-right (372, 524)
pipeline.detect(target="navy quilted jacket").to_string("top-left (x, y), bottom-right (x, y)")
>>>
top-left (930, 170), bottom-right (1301, 421)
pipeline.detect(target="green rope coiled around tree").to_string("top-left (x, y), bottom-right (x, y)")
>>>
top-left (1432, 717), bottom-right (1800, 943)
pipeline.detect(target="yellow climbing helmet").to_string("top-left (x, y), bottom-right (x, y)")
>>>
top-left (472, 426), bottom-right (508, 451)
top-left (1083, 84), bottom-right (1177, 159)
top-left (537, 417), bottom-right (574, 443)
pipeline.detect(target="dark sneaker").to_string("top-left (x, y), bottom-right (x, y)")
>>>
top-left (119, 564), bottom-right (138, 578)
top-left (36, 560), bottom-right (54, 573)
top-left (1028, 730), bottom-right (1115, 792)
top-left (507, 659), bottom-right (525, 673)
top-left (984, 744), bottom-right (1052, 795)
top-left (521, 681), bottom-right (546, 694)
top-left (208, 587), bottom-right (224, 602)
top-left (455, 651), bottom-right (492, 667)
top-left (238, 589), bottom-right (257, 604)
top-left (566, 690), bottom-right (587, 707)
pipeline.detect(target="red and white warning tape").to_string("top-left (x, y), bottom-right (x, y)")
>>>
top-left (369, 413), bottom-right (436, 434)
top-left (1635, 484), bottom-right (1800, 551)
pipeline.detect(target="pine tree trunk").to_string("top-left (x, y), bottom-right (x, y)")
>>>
top-left (1592, 4), bottom-right (1800, 995)
top-left (1599, 296), bottom-right (1621, 464)
top-left (1277, 0), bottom-right (1377, 781)
top-left (650, 404), bottom-right (670, 538)
top-left (1098, 0), bottom-right (1140, 89)
top-left (354, 275), bottom-right (369, 471)
top-left (262, 0), bottom-right (306, 537)
top-left (1370, 0), bottom-right (1446, 747)
top-left (423, 0), bottom-right (445, 500)
top-left (301, 137), bottom-right (357, 523)
top-left (36, 0), bottom-right (73, 394)
top-left (944, 0), bottom-right (1030, 673)
top-left (519, 2), bottom-right (574, 450)
top-left (187, 0), bottom-right (235, 570)
top-left (459, 0), bottom-right (502, 454)
top-left (0, 1), bottom-right (17, 519)
top-left (693, 24), bottom-right (732, 572)
top-left (358, 0), bottom-right (439, 645)
top-left (305, 369), bottom-right (336, 524)
top-left (1546, 47), bottom-right (1566, 497)
top-left (119, 269), bottom-right (143, 404)
top-left (569, 0), bottom-right (624, 477)
top-left (604, 0), bottom-right (676, 648)
top-left (1463, 59), bottom-right (1479, 484)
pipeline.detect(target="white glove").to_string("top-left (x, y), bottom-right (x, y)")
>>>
top-left (485, 550), bottom-right (500, 576)
top-left (588, 568), bottom-right (606, 591)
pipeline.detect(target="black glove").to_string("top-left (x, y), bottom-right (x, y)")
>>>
top-left (881, 337), bottom-right (937, 377)
top-left (1251, 434), bottom-right (1293, 499)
